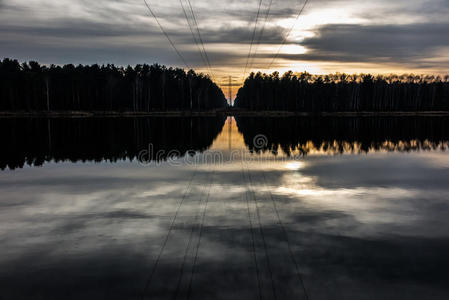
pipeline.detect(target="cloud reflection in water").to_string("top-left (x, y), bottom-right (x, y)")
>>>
top-left (0, 118), bottom-right (449, 299)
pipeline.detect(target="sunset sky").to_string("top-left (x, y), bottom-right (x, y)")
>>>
top-left (1, 0), bottom-right (448, 96)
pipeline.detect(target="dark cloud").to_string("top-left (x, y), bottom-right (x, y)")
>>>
top-left (261, 22), bottom-right (449, 69)
top-left (203, 26), bottom-right (284, 44)
top-left (0, 39), bottom-right (243, 68)
top-left (360, 0), bottom-right (449, 22)
top-left (0, 0), bottom-right (305, 67)
top-left (1, 0), bottom-right (449, 72)
top-left (0, 22), bottom-right (158, 38)
top-left (0, 18), bottom-right (283, 67)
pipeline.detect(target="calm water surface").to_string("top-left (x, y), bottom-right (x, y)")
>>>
top-left (1, 117), bottom-right (449, 299)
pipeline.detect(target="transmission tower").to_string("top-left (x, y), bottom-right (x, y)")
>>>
top-left (228, 76), bottom-right (232, 106)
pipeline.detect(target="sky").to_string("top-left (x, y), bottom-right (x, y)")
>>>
top-left (1, 0), bottom-right (449, 94)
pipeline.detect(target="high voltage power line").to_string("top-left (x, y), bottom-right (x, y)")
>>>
top-left (143, 0), bottom-right (215, 79)
top-left (249, 0), bottom-right (274, 71)
top-left (185, 0), bottom-right (215, 79)
top-left (143, 0), bottom-right (311, 90)
top-left (143, 0), bottom-right (190, 69)
top-left (243, 0), bottom-right (263, 79)
top-left (179, 0), bottom-right (208, 70)
top-left (268, 0), bottom-right (310, 69)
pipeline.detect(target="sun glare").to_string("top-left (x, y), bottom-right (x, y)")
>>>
top-left (285, 161), bottom-right (304, 171)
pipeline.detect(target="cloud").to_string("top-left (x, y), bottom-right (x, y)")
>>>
top-left (1, 0), bottom-right (449, 75)
top-left (266, 22), bottom-right (449, 70)
top-left (359, 0), bottom-right (449, 24)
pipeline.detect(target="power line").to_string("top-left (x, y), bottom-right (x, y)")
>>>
top-left (249, 0), bottom-right (274, 71)
top-left (244, 166), bottom-right (278, 300)
top-left (267, 0), bottom-right (310, 70)
top-left (173, 170), bottom-right (210, 300)
top-left (186, 166), bottom-right (216, 300)
top-left (141, 165), bottom-right (198, 299)
top-left (240, 163), bottom-right (262, 300)
top-left (243, 0), bottom-right (264, 78)
top-left (262, 172), bottom-right (309, 299)
top-left (185, 0), bottom-right (215, 80)
top-left (143, 0), bottom-right (190, 69)
top-left (179, 0), bottom-right (208, 70)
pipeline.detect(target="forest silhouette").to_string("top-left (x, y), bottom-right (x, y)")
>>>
top-left (0, 117), bottom-right (225, 170)
top-left (235, 71), bottom-right (449, 112)
top-left (0, 58), bottom-right (227, 112)
top-left (2, 116), bottom-right (449, 170)
top-left (3, 59), bottom-right (449, 113)
top-left (236, 116), bottom-right (449, 155)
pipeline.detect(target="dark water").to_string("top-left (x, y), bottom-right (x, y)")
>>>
top-left (1, 116), bottom-right (449, 299)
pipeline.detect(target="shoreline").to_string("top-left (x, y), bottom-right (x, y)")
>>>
top-left (1, 110), bottom-right (449, 118)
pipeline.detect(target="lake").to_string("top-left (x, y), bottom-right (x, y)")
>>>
top-left (1, 116), bottom-right (449, 299)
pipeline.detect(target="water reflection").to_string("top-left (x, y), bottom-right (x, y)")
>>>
top-left (236, 116), bottom-right (449, 155)
top-left (0, 117), bottom-right (225, 170)
top-left (2, 116), bottom-right (449, 171)
top-left (0, 117), bottom-right (449, 299)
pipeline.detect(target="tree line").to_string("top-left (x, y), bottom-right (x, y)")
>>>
top-left (0, 58), bottom-right (227, 112)
top-left (0, 117), bottom-right (225, 170)
top-left (235, 71), bottom-right (449, 112)
top-left (236, 116), bottom-right (449, 155)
